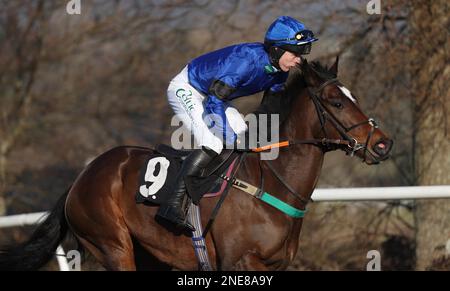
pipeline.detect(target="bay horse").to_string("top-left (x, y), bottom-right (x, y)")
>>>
top-left (0, 57), bottom-right (392, 270)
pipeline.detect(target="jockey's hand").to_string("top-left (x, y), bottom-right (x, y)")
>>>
top-left (204, 95), bottom-right (237, 145)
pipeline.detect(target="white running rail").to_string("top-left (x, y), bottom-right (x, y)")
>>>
top-left (311, 185), bottom-right (450, 201)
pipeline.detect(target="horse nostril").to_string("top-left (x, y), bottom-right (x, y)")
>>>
top-left (373, 139), bottom-right (393, 156)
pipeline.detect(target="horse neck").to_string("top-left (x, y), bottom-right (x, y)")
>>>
top-left (269, 88), bottom-right (325, 210)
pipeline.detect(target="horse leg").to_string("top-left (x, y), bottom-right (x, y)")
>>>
top-left (67, 188), bottom-right (137, 270)
top-left (132, 239), bottom-right (172, 271)
top-left (233, 252), bottom-right (269, 271)
top-left (75, 234), bottom-right (136, 271)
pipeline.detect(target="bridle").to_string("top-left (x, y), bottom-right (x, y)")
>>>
top-left (256, 77), bottom-right (382, 208)
top-left (308, 78), bottom-right (380, 163)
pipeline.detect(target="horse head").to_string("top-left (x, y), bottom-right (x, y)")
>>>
top-left (293, 57), bottom-right (393, 164)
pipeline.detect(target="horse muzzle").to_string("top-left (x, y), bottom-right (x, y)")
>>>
top-left (371, 138), bottom-right (393, 161)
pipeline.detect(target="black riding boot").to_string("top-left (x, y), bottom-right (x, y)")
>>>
top-left (156, 146), bottom-right (217, 232)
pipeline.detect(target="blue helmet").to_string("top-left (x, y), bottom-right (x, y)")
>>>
top-left (264, 16), bottom-right (318, 55)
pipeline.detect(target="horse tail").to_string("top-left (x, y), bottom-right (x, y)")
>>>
top-left (0, 187), bottom-right (70, 271)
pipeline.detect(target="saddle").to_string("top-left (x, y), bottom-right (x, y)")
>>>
top-left (135, 144), bottom-right (241, 205)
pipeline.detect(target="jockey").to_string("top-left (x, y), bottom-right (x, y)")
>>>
top-left (156, 16), bottom-right (318, 231)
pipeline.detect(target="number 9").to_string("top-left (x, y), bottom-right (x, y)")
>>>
top-left (139, 157), bottom-right (170, 199)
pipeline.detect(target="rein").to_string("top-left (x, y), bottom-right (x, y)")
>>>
top-left (250, 78), bottom-right (380, 159)
top-left (236, 78), bottom-right (381, 211)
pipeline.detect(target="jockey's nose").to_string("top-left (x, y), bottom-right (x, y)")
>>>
top-left (372, 138), bottom-right (393, 159)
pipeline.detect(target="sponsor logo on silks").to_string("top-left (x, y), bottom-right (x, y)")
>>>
top-left (176, 88), bottom-right (194, 111)
top-left (264, 65), bottom-right (279, 74)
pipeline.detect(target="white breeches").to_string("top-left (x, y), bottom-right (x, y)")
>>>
top-left (167, 66), bottom-right (247, 154)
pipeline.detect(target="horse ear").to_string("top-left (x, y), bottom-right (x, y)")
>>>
top-left (330, 56), bottom-right (339, 77)
top-left (301, 59), bottom-right (321, 87)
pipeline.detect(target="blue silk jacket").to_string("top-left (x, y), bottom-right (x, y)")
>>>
top-left (187, 43), bottom-right (288, 144)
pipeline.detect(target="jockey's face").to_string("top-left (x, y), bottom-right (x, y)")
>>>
top-left (279, 51), bottom-right (302, 72)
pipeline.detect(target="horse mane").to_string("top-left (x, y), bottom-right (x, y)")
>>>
top-left (285, 66), bottom-right (305, 97)
top-left (253, 67), bottom-right (301, 123)
top-left (308, 60), bottom-right (336, 80)
top-left (254, 60), bottom-right (335, 124)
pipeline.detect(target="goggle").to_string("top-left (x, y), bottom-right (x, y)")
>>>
top-left (266, 30), bottom-right (316, 44)
top-left (281, 42), bottom-right (312, 56)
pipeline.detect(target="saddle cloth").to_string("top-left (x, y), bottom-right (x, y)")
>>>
top-left (135, 144), bottom-right (240, 205)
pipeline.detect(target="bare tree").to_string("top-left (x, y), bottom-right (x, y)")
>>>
top-left (409, 0), bottom-right (450, 270)
top-left (0, 0), bottom-right (54, 214)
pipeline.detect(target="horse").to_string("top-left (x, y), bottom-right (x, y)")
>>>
top-left (0, 57), bottom-right (392, 271)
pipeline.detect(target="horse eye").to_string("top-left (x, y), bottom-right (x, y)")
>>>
top-left (333, 102), bottom-right (343, 109)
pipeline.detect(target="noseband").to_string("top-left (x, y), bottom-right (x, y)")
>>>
top-left (308, 78), bottom-right (380, 163)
